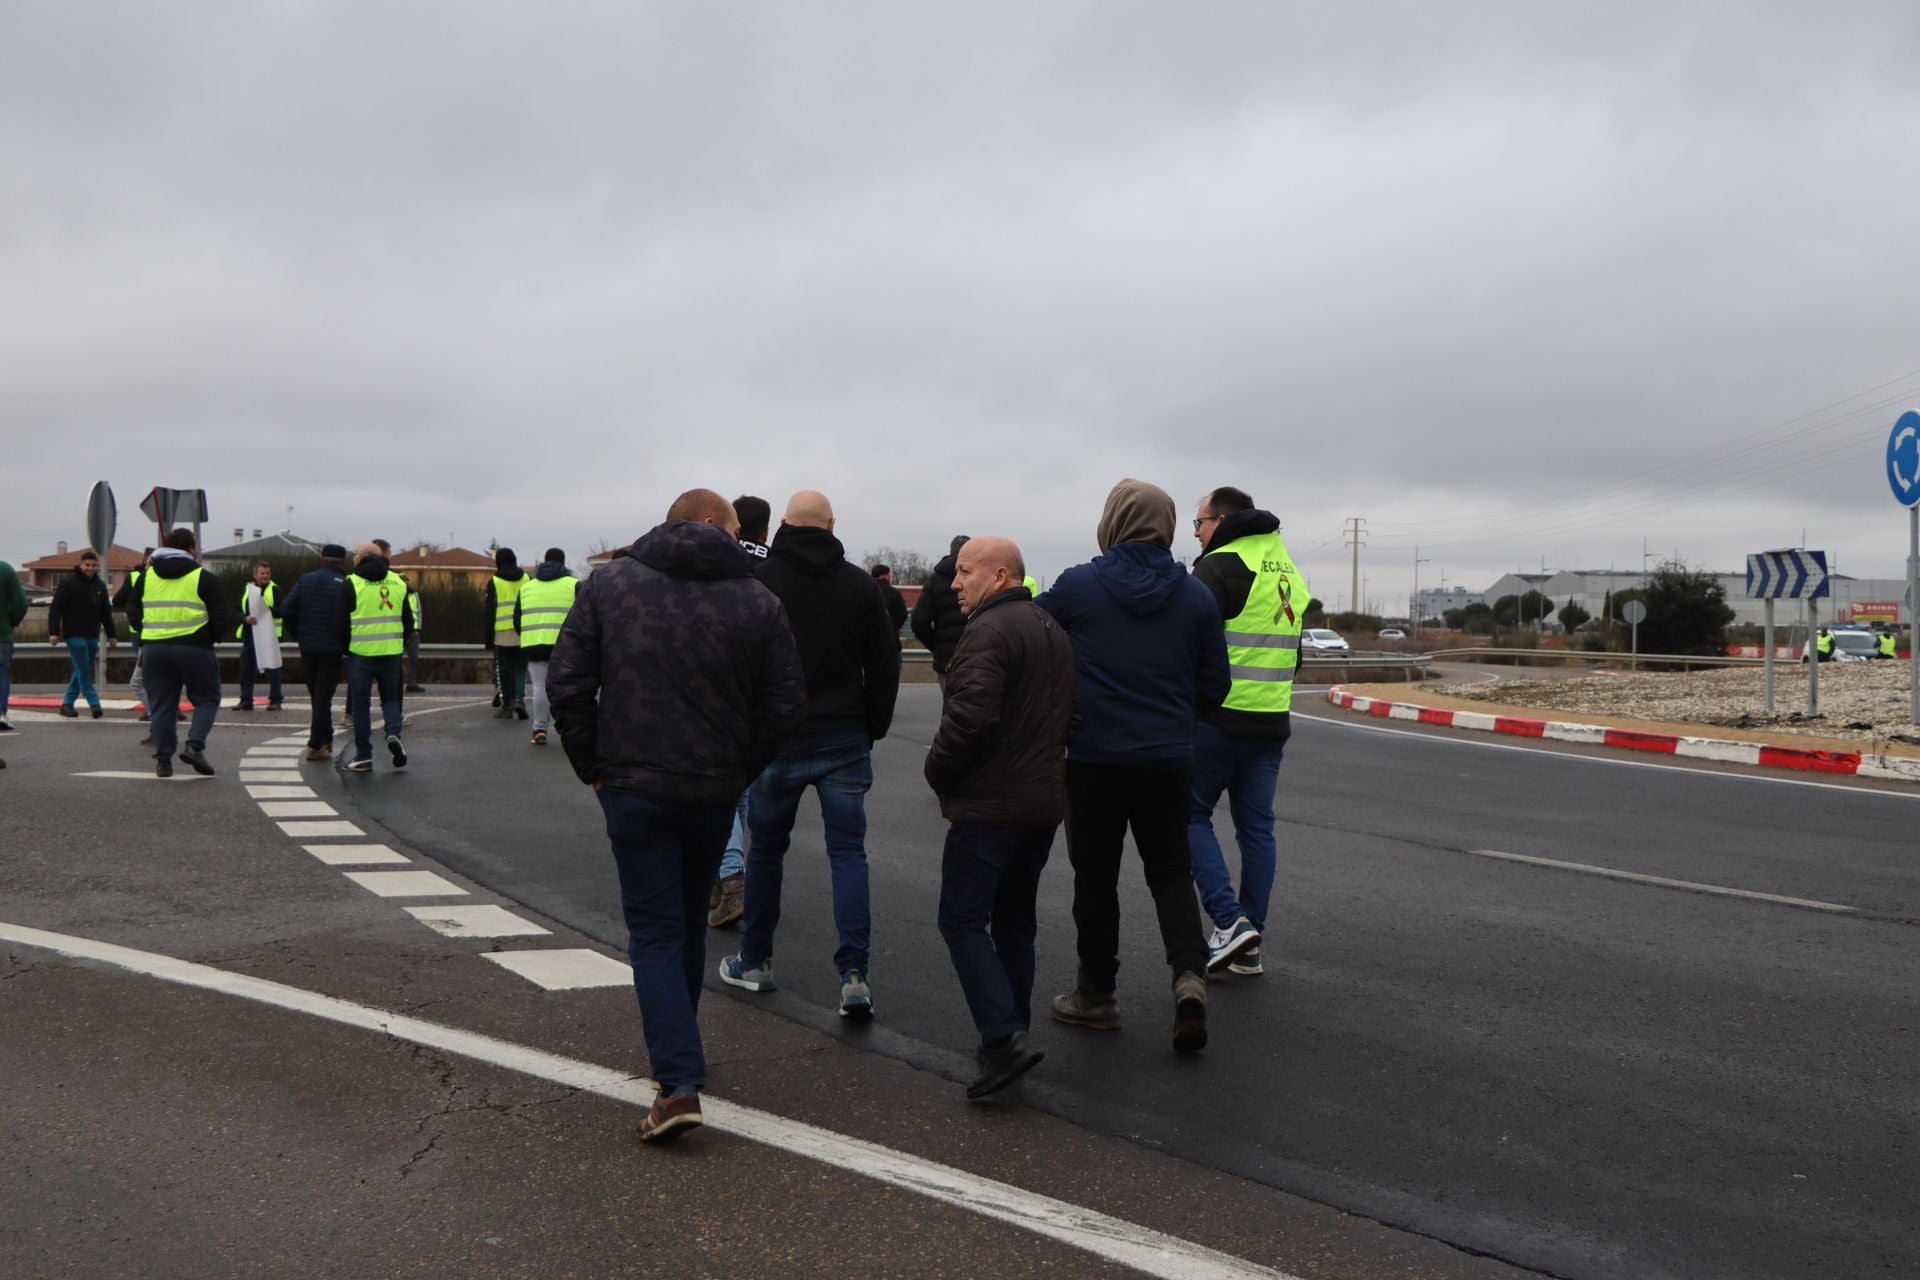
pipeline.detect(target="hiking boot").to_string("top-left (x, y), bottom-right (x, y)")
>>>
top-left (90, 706), bottom-right (104, 719)
top-left (387, 734), bottom-right (407, 768)
top-left (179, 744), bottom-right (215, 777)
top-left (839, 969), bottom-right (873, 1020)
top-left (531, 729), bottom-right (547, 746)
top-left (1206, 916), bottom-right (1261, 973)
top-left (707, 873), bottom-right (744, 928)
top-left (306, 746), bottom-right (328, 762)
top-left (1172, 971), bottom-right (1209, 1054)
top-left (1051, 988), bottom-right (1120, 1031)
top-left (155, 757), bottom-right (173, 778)
top-left (637, 1092), bottom-right (703, 1144)
top-left (718, 954), bottom-right (775, 992)
top-left (58, 704), bottom-right (78, 718)
top-left (968, 1031), bottom-right (1044, 1100)
top-left (1228, 946), bottom-right (1264, 977)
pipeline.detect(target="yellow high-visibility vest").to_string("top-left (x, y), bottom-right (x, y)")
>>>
top-left (1202, 531), bottom-right (1309, 715)
top-left (516, 575), bottom-right (577, 647)
top-left (491, 574), bottom-right (524, 639)
top-left (235, 581), bottom-right (283, 639)
top-left (350, 575), bottom-right (408, 657)
top-left (139, 569), bottom-right (209, 642)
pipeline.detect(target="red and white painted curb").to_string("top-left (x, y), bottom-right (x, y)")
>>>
top-left (1326, 687), bottom-right (1920, 784)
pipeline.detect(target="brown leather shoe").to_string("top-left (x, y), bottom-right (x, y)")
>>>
top-left (1051, 987), bottom-right (1120, 1030)
top-left (707, 873), bottom-right (745, 928)
top-left (1172, 971), bottom-right (1209, 1055)
top-left (306, 747), bottom-right (327, 761)
top-left (637, 1092), bottom-right (703, 1144)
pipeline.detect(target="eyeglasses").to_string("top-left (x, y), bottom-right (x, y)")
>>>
top-left (1192, 515), bottom-right (1221, 532)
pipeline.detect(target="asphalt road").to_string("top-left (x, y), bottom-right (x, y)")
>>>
top-left (325, 684), bottom-right (1920, 1280)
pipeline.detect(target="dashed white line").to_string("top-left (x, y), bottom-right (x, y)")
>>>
top-left (246, 785), bottom-right (317, 800)
top-left (1468, 849), bottom-right (1858, 913)
top-left (342, 870), bottom-right (467, 898)
top-left (480, 948), bottom-right (633, 989)
top-left (405, 905), bottom-right (552, 938)
top-left (277, 820), bottom-right (363, 838)
top-left (258, 801), bottom-right (338, 818)
top-left (303, 843), bottom-right (409, 866)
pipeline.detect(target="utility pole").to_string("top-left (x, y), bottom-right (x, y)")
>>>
top-left (1344, 517), bottom-right (1367, 624)
top-left (1412, 545), bottom-right (1430, 632)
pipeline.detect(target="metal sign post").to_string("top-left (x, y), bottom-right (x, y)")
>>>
top-left (1808, 597), bottom-right (1819, 717)
top-left (1746, 547), bottom-right (1829, 718)
top-left (1887, 412), bottom-right (1920, 724)
top-left (1763, 598), bottom-right (1775, 712)
top-left (85, 481), bottom-right (116, 696)
top-left (1621, 599), bottom-right (1646, 669)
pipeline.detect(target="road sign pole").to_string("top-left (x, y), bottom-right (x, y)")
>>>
top-left (1808, 596), bottom-right (1819, 717)
top-left (1630, 619), bottom-right (1638, 670)
top-left (1764, 599), bottom-right (1775, 713)
top-left (1909, 504), bottom-right (1918, 725)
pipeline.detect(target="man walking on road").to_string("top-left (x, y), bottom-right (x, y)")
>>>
top-left (720, 490), bottom-right (901, 1019)
top-left (1187, 486), bottom-right (1307, 977)
top-left (706, 495), bottom-right (775, 928)
top-left (1037, 478), bottom-right (1229, 1054)
top-left (515, 549), bottom-right (577, 747)
top-left (48, 549), bottom-right (117, 719)
top-left (0, 557), bottom-right (27, 734)
top-left (548, 488), bottom-right (806, 1143)
top-left (486, 548), bottom-right (529, 719)
top-left (926, 536), bottom-right (1079, 1099)
top-left (112, 549), bottom-right (152, 725)
top-left (339, 542), bottom-right (413, 774)
top-left (135, 529), bottom-right (229, 778)
top-left (281, 544), bottom-right (353, 760)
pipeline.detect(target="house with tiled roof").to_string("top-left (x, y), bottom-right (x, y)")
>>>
top-left (200, 529), bottom-right (325, 567)
top-left (19, 541), bottom-right (148, 591)
top-left (386, 545), bottom-right (498, 589)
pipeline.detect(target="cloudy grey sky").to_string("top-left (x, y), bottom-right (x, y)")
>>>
top-left (6, 2), bottom-right (1918, 610)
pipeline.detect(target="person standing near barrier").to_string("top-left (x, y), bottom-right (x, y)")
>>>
top-left (707, 495), bottom-right (773, 928)
top-left (926, 536), bottom-right (1079, 1099)
top-left (911, 535), bottom-right (971, 685)
top-left (339, 542), bottom-right (413, 773)
top-left (136, 529), bottom-right (228, 777)
top-left (281, 544), bottom-right (353, 761)
top-left (0, 557), bottom-right (26, 734)
top-left (403, 576), bottom-right (427, 691)
top-left (516, 549), bottom-right (577, 747)
top-left (112, 549), bottom-right (151, 726)
top-left (547, 488), bottom-right (807, 1143)
top-left (486, 548), bottom-right (529, 720)
top-left (234, 560), bottom-right (285, 711)
top-left (1185, 486), bottom-right (1305, 977)
top-left (48, 549), bottom-right (117, 720)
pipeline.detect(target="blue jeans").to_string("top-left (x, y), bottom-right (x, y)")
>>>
top-left (938, 822), bottom-right (1055, 1047)
top-left (142, 643), bottom-right (220, 759)
top-left (718, 791), bottom-right (749, 881)
top-left (0, 638), bottom-right (13, 720)
top-left (741, 728), bottom-right (873, 975)
top-left (1187, 722), bottom-right (1288, 932)
top-left (63, 637), bottom-right (101, 709)
top-left (598, 788), bottom-right (733, 1092)
top-left (347, 654), bottom-right (404, 761)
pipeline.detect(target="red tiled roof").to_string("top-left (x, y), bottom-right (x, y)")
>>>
top-left (21, 542), bottom-right (147, 572)
top-left (387, 546), bottom-right (497, 570)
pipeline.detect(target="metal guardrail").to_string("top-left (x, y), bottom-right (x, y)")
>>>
top-left (1424, 646), bottom-right (1769, 669)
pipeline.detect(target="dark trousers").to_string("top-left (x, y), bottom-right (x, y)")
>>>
top-left (495, 647), bottom-right (527, 704)
top-left (238, 634), bottom-right (283, 706)
top-left (598, 788), bottom-right (733, 1092)
top-left (938, 821), bottom-right (1056, 1047)
top-left (1064, 759), bottom-right (1209, 992)
top-left (404, 634), bottom-right (421, 687)
top-left (303, 650), bottom-right (342, 748)
top-left (143, 643), bottom-right (220, 761)
top-left (347, 654), bottom-right (403, 761)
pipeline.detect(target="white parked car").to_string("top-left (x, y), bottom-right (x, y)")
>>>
top-left (1301, 628), bottom-right (1351, 653)
top-left (1377, 628), bottom-right (1407, 640)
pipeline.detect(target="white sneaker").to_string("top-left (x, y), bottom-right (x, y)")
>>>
top-left (1206, 917), bottom-right (1261, 972)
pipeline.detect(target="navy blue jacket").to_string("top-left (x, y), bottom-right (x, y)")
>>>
top-left (1037, 541), bottom-right (1230, 764)
top-left (280, 565), bottom-right (352, 656)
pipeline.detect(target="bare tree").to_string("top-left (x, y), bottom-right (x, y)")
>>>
top-left (862, 546), bottom-right (933, 585)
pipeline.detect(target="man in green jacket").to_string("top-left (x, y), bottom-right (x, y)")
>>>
top-left (1, 558), bottom-right (28, 736)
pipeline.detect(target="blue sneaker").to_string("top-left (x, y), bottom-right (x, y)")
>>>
top-left (718, 953), bottom-right (775, 992)
top-left (838, 969), bottom-right (873, 1020)
top-left (1206, 917), bottom-right (1261, 972)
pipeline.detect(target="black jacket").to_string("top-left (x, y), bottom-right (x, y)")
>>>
top-left (757, 524), bottom-right (900, 741)
top-left (547, 521), bottom-right (808, 803)
top-left (49, 572), bottom-right (116, 642)
top-left (925, 588), bottom-right (1081, 825)
top-left (877, 580), bottom-right (908, 637)
top-left (280, 565), bottom-right (353, 656)
top-left (1191, 508), bottom-right (1291, 742)
top-left (134, 550), bottom-right (229, 648)
top-left (514, 560), bottom-right (577, 663)
top-left (910, 554), bottom-right (968, 672)
top-left (333, 556), bottom-right (415, 653)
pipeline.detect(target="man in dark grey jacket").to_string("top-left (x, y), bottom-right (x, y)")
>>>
top-left (925, 536), bottom-right (1079, 1099)
top-left (547, 488), bottom-right (807, 1144)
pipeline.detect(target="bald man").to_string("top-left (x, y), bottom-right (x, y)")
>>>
top-left (547, 487), bottom-right (807, 1143)
top-left (925, 537), bottom-right (1079, 1098)
top-left (719, 489), bottom-right (901, 1018)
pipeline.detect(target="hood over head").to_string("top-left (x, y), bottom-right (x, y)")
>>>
top-left (769, 522), bottom-right (848, 577)
top-left (148, 547), bottom-right (199, 578)
top-left (534, 559), bottom-right (573, 581)
top-left (494, 548), bottom-right (523, 580)
top-left (353, 553), bottom-right (392, 583)
top-left (628, 520), bottom-right (755, 582)
top-left (1204, 508), bottom-right (1282, 553)
top-left (1096, 479), bottom-right (1176, 552)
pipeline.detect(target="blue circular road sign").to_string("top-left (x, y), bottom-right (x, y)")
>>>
top-left (1891, 411), bottom-right (1920, 507)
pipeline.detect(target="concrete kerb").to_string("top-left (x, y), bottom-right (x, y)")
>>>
top-left (1326, 686), bottom-right (1920, 784)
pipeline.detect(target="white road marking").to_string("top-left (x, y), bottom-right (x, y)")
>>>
top-left (246, 785), bottom-right (317, 800)
top-left (0, 922), bottom-right (1299, 1280)
top-left (258, 801), bottom-right (338, 818)
top-left (303, 843), bottom-right (409, 866)
top-left (277, 820), bottom-right (363, 838)
top-left (264, 736), bottom-right (308, 746)
top-left (71, 770), bottom-right (213, 781)
top-left (1468, 849), bottom-right (1858, 913)
top-left (480, 948), bottom-right (634, 989)
top-left (244, 746), bottom-right (308, 757)
top-left (342, 870), bottom-right (467, 898)
top-left (1294, 708), bottom-right (1920, 801)
top-left (405, 905), bottom-right (552, 938)
top-left (402, 699), bottom-right (493, 720)
top-left (239, 771), bottom-right (304, 783)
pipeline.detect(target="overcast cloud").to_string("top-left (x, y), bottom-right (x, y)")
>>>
top-left (5, 2), bottom-right (1919, 610)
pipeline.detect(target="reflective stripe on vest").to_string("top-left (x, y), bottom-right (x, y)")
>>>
top-left (140, 568), bottom-right (208, 641)
top-left (492, 575), bottom-right (524, 636)
top-left (1202, 531), bottom-right (1308, 714)
top-left (350, 575), bottom-right (407, 656)
top-left (515, 576), bottom-right (577, 648)
top-left (236, 581), bottom-right (283, 639)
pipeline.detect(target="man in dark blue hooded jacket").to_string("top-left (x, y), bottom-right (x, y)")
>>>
top-left (1037, 478), bottom-right (1229, 1054)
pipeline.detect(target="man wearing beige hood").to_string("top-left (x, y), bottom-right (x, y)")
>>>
top-left (1035, 479), bottom-right (1231, 1053)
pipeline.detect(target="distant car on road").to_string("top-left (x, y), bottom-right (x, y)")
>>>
top-left (1829, 629), bottom-right (1879, 661)
top-left (1377, 628), bottom-right (1406, 640)
top-left (1302, 628), bottom-right (1351, 653)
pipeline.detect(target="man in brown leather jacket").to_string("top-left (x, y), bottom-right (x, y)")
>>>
top-left (924, 536), bottom-right (1079, 1099)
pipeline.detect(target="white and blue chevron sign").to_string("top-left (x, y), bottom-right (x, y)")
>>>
top-left (1745, 549), bottom-right (1830, 600)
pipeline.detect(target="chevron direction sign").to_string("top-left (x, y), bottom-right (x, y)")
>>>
top-left (1745, 548), bottom-right (1830, 600)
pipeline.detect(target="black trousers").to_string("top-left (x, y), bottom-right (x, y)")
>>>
top-left (303, 650), bottom-right (343, 749)
top-left (1064, 759), bottom-right (1209, 993)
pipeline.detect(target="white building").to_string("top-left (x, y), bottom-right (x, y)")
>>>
top-left (1410, 586), bottom-right (1483, 621)
top-left (1541, 569), bottom-right (1913, 628)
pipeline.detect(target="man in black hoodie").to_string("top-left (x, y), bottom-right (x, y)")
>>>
top-left (547, 488), bottom-right (806, 1143)
top-left (911, 534), bottom-right (970, 682)
top-left (135, 529), bottom-right (230, 778)
top-left (484, 548), bottom-right (529, 719)
top-left (48, 549), bottom-right (117, 718)
top-left (719, 490), bottom-right (900, 1019)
